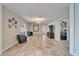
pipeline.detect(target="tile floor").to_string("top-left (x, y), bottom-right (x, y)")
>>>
top-left (3, 35), bottom-right (70, 56)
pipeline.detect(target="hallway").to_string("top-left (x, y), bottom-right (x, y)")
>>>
top-left (3, 35), bottom-right (70, 56)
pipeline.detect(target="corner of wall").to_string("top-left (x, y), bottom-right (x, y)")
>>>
top-left (0, 4), bottom-right (2, 55)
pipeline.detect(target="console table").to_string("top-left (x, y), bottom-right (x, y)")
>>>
top-left (47, 32), bottom-right (54, 39)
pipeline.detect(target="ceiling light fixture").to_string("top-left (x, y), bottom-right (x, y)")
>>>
top-left (33, 16), bottom-right (46, 22)
top-left (36, 22), bottom-right (41, 24)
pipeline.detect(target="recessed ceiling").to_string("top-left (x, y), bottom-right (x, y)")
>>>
top-left (3, 3), bottom-right (70, 23)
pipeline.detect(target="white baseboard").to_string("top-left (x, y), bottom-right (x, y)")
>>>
top-left (2, 42), bottom-right (18, 53)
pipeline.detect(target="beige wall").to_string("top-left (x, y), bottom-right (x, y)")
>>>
top-left (0, 4), bottom-right (2, 55)
top-left (48, 19), bottom-right (61, 41)
top-left (2, 6), bottom-right (29, 51)
top-left (29, 23), bottom-right (47, 35)
top-left (48, 17), bottom-right (69, 41)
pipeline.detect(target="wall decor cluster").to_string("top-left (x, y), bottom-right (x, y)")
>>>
top-left (8, 17), bottom-right (18, 28)
top-left (60, 20), bottom-right (67, 28)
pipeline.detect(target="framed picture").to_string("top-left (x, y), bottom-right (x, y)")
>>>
top-left (15, 21), bottom-right (17, 24)
top-left (15, 25), bottom-right (17, 28)
top-left (33, 25), bottom-right (39, 32)
top-left (8, 19), bottom-right (12, 23)
top-left (8, 24), bottom-right (12, 28)
top-left (12, 17), bottom-right (15, 21)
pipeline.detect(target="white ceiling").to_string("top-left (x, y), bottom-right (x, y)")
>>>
top-left (3, 3), bottom-right (70, 23)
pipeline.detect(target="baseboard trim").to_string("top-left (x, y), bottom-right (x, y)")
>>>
top-left (2, 42), bottom-right (18, 53)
